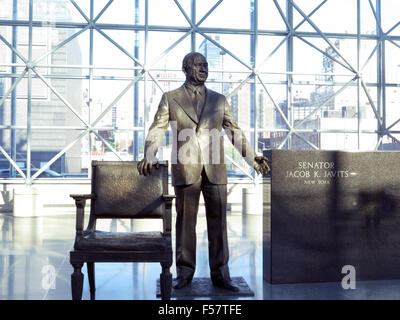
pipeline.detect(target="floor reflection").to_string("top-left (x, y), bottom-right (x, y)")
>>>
top-left (1, 211), bottom-right (400, 300)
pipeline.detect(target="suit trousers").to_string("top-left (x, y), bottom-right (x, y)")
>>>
top-left (174, 168), bottom-right (231, 282)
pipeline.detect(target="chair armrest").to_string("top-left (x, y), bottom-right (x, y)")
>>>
top-left (162, 195), bottom-right (175, 237)
top-left (70, 194), bottom-right (95, 200)
top-left (70, 194), bottom-right (95, 236)
top-left (162, 194), bottom-right (176, 204)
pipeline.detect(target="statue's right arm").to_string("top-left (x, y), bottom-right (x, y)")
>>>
top-left (138, 93), bottom-right (170, 176)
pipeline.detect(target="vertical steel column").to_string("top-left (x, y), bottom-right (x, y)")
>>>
top-left (376, 0), bottom-right (383, 149)
top-left (191, 0), bottom-right (196, 51)
top-left (133, 0), bottom-right (140, 160)
top-left (381, 42), bottom-right (386, 135)
top-left (251, 0), bottom-right (258, 159)
top-left (143, 0), bottom-right (149, 138)
top-left (357, 0), bottom-right (361, 150)
top-left (286, 0), bottom-right (294, 149)
top-left (26, 0), bottom-right (33, 184)
top-left (10, 0), bottom-right (17, 177)
top-left (377, 0), bottom-right (386, 141)
top-left (88, 0), bottom-right (94, 177)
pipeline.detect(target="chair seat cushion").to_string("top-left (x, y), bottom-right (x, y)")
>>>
top-left (74, 230), bottom-right (167, 251)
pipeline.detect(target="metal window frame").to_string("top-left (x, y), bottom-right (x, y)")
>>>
top-left (0, 0), bottom-right (399, 184)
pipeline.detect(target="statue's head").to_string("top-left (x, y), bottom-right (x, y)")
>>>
top-left (182, 52), bottom-right (208, 85)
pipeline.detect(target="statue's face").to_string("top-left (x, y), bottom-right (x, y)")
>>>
top-left (186, 54), bottom-right (208, 85)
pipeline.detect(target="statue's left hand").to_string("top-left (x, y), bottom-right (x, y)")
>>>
top-left (137, 158), bottom-right (159, 176)
top-left (253, 156), bottom-right (270, 175)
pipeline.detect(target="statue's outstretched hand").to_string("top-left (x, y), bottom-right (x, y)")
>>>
top-left (253, 155), bottom-right (270, 175)
top-left (137, 158), bottom-right (159, 176)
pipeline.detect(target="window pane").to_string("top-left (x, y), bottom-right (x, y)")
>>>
top-left (30, 129), bottom-right (84, 177)
top-left (257, 35), bottom-right (286, 75)
top-left (33, 0), bottom-right (88, 23)
top-left (0, 0), bottom-right (13, 20)
top-left (147, 31), bottom-right (191, 70)
top-left (318, 130), bottom-right (376, 151)
top-left (270, 131), bottom-right (289, 149)
top-left (148, 0), bottom-right (190, 27)
top-left (198, 33), bottom-right (252, 71)
top-left (71, 0), bottom-right (90, 20)
top-left (0, 77), bottom-right (27, 126)
top-left (381, 0), bottom-right (400, 35)
top-left (1, 0), bottom-right (29, 20)
top-left (97, 0), bottom-right (145, 25)
top-left (361, 0), bottom-right (378, 35)
top-left (256, 86), bottom-right (274, 132)
top-left (359, 85), bottom-right (378, 127)
top-left (295, 0), bottom-right (357, 34)
top-left (93, 29), bottom-right (141, 74)
top-left (91, 130), bottom-right (127, 162)
top-left (0, 129), bottom-right (26, 177)
top-left (386, 87), bottom-right (400, 131)
top-left (31, 77), bottom-right (86, 127)
top-left (91, 79), bottom-right (134, 128)
top-left (199, 0), bottom-right (251, 29)
top-left (293, 37), bottom-right (356, 80)
top-left (359, 40), bottom-right (378, 83)
top-left (385, 40), bottom-right (400, 84)
top-left (258, 0), bottom-right (286, 31)
top-left (46, 26), bottom-right (90, 67)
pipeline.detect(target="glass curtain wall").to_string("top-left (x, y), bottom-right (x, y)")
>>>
top-left (0, 0), bottom-right (399, 183)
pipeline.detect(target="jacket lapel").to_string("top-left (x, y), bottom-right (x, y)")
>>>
top-left (197, 88), bottom-right (218, 127)
top-left (173, 86), bottom-right (198, 124)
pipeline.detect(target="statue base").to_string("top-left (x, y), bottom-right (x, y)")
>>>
top-left (156, 277), bottom-right (254, 298)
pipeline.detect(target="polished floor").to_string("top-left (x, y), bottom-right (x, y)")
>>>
top-left (1, 210), bottom-right (400, 300)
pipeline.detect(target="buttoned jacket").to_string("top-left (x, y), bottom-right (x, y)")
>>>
top-left (145, 85), bottom-right (255, 186)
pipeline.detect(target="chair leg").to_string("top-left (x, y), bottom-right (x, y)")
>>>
top-left (87, 262), bottom-right (95, 300)
top-left (160, 262), bottom-right (172, 300)
top-left (71, 262), bottom-right (84, 300)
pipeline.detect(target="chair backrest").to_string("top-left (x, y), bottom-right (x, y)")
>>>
top-left (90, 161), bottom-right (168, 219)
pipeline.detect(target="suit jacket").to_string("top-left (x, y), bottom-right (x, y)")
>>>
top-left (144, 85), bottom-right (255, 186)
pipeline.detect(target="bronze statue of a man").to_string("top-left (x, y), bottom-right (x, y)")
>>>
top-left (138, 52), bottom-right (269, 291)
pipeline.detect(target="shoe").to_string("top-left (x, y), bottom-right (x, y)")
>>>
top-left (173, 278), bottom-right (192, 289)
top-left (212, 279), bottom-right (239, 292)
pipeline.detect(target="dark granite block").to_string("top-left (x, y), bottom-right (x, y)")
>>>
top-left (264, 150), bottom-right (400, 284)
top-left (156, 277), bottom-right (254, 298)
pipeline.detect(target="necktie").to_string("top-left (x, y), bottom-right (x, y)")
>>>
top-left (193, 89), bottom-right (202, 117)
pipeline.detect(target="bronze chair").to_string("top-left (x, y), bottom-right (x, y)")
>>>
top-left (69, 161), bottom-right (174, 300)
